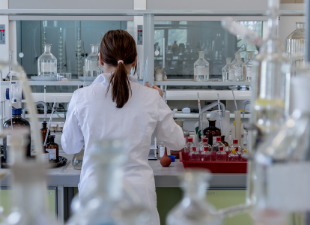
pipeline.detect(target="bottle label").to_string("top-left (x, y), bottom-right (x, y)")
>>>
top-left (204, 146), bottom-right (209, 151)
top-left (46, 148), bottom-right (56, 160)
top-left (159, 147), bottom-right (165, 158)
top-left (41, 62), bottom-right (56, 73)
top-left (7, 135), bottom-right (25, 146)
top-left (267, 162), bottom-right (310, 211)
top-left (196, 66), bottom-right (209, 76)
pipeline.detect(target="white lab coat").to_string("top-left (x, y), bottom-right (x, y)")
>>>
top-left (61, 73), bottom-right (185, 225)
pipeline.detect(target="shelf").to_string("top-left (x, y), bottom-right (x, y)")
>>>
top-left (0, 8), bottom-right (304, 16)
top-left (173, 112), bottom-right (251, 119)
top-left (166, 90), bottom-right (251, 100)
top-left (1, 80), bottom-right (92, 86)
top-left (155, 80), bottom-right (250, 86)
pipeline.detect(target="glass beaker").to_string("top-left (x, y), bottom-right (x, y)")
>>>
top-left (166, 169), bottom-right (222, 225)
top-left (194, 51), bottom-right (209, 82)
top-left (72, 147), bottom-right (84, 170)
top-left (37, 44), bottom-right (57, 77)
top-left (84, 44), bottom-right (99, 77)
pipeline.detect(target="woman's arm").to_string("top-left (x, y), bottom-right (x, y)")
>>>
top-left (61, 91), bottom-right (84, 154)
top-left (153, 95), bottom-right (185, 150)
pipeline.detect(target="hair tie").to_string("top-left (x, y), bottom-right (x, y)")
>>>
top-left (118, 60), bottom-right (124, 64)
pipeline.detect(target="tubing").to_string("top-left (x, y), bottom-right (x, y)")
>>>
top-left (23, 101), bottom-right (47, 121)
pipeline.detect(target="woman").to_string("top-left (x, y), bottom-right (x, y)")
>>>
top-left (61, 30), bottom-right (185, 225)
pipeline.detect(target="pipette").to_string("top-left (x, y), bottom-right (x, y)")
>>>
top-left (231, 90), bottom-right (238, 111)
top-left (197, 93), bottom-right (203, 137)
top-left (43, 98), bottom-right (57, 147)
top-left (217, 94), bottom-right (223, 132)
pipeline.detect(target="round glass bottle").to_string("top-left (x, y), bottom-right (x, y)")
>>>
top-left (37, 44), bottom-right (57, 77)
top-left (84, 44), bottom-right (99, 78)
top-left (233, 52), bottom-right (244, 81)
top-left (203, 119), bottom-right (221, 146)
top-left (166, 169), bottom-right (222, 225)
top-left (194, 51), bottom-right (209, 82)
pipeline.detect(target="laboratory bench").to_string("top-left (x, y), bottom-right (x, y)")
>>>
top-left (0, 153), bottom-right (248, 225)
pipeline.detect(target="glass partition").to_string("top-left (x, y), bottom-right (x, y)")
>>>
top-left (154, 20), bottom-right (263, 80)
top-left (16, 20), bottom-right (130, 78)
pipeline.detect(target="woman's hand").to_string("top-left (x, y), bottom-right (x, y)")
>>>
top-left (145, 83), bottom-right (163, 98)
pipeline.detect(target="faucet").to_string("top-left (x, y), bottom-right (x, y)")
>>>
top-left (23, 101), bottom-right (47, 121)
top-left (198, 101), bottom-right (226, 133)
top-left (242, 101), bottom-right (251, 118)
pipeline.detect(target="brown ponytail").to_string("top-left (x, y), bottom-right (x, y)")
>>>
top-left (100, 30), bottom-right (137, 108)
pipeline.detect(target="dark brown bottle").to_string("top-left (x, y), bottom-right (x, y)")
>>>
top-left (3, 108), bottom-right (31, 163)
top-left (203, 119), bottom-right (221, 146)
top-left (41, 121), bottom-right (50, 146)
top-left (46, 135), bottom-right (59, 163)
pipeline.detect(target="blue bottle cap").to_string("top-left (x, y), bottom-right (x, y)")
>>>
top-left (12, 108), bottom-right (22, 115)
top-left (168, 155), bottom-right (175, 162)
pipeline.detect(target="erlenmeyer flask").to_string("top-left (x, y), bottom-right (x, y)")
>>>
top-left (166, 169), bottom-right (222, 225)
top-left (67, 139), bottom-right (149, 225)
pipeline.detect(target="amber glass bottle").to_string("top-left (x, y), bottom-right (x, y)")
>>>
top-left (203, 119), bottom-right (221, 146)
top-left (41, 121), bottom-right (50, 145)
top-left (3, 108), bottom-right (31, 163)
top-left (46, 135), bottom-right (59, 163)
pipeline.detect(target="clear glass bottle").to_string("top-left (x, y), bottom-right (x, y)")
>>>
top-left (158, 141), bottom-right (165, 158)
top-left (194, 51), bottom-right (209, 82)
top-left (184, 137), bottom-right (193, 159)
top-left (228, 148), bottom-right (239, 161)
top-left (37, 44), bottom-right (57, 77)
top-left (85, 44), bottom-right (99, 78)
top-left (230, 139), bottom-right (242, 161)
top-left (203, 119), bottom-right (221, 146)
top-left (166, 170), bottom-right (222, 225)
top-left (216, 146), bottom-right (226, 161)
top-left (190, 146), bottom-right (200, 161)
top-left (67, 140), bottom-right (148, 225)
top-left (228, 53), bottom-right (237, 81)
top-left (243, 51), bottom-right (255, 82)
top-left (221, 136), bottom-right (230, 160)
top-left (286, 22), bottom-right (305, 70)
top-left (200, 145), bottom-right (211, 161)
top-left (212, 136), bottom-right (225, 152)
top-left (72, 147), bottom-right (84, 170)
top-left (234, 52), bottom-right (244, 81)
top-left (199, 137), bottom-right (211, 152)
top-left (252, 71), bottom-right (310, 222)
top-left (241, 148), bottom-right (248, 162)
top-left (222, 57), bottom-right (231, 82)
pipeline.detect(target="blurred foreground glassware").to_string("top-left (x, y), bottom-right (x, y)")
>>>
top-left (37, 44), bottom-right (57, 77)
top-left (252, 70), bottom-right (310, 225)
top-left (67, 139), bottom-right (149, 225)
top-left (166, 169), bottom-right (222, 225)
top-left (286, 22), bottom-right (305, 73)
top-left (4, 131), bottom-right (59, 225)
top-left (72, 147), bottom-right (84, 170)
top-left (194, 51), bottom-right (209, 82)
top-left (85, 44), bottom-right (99, 78)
